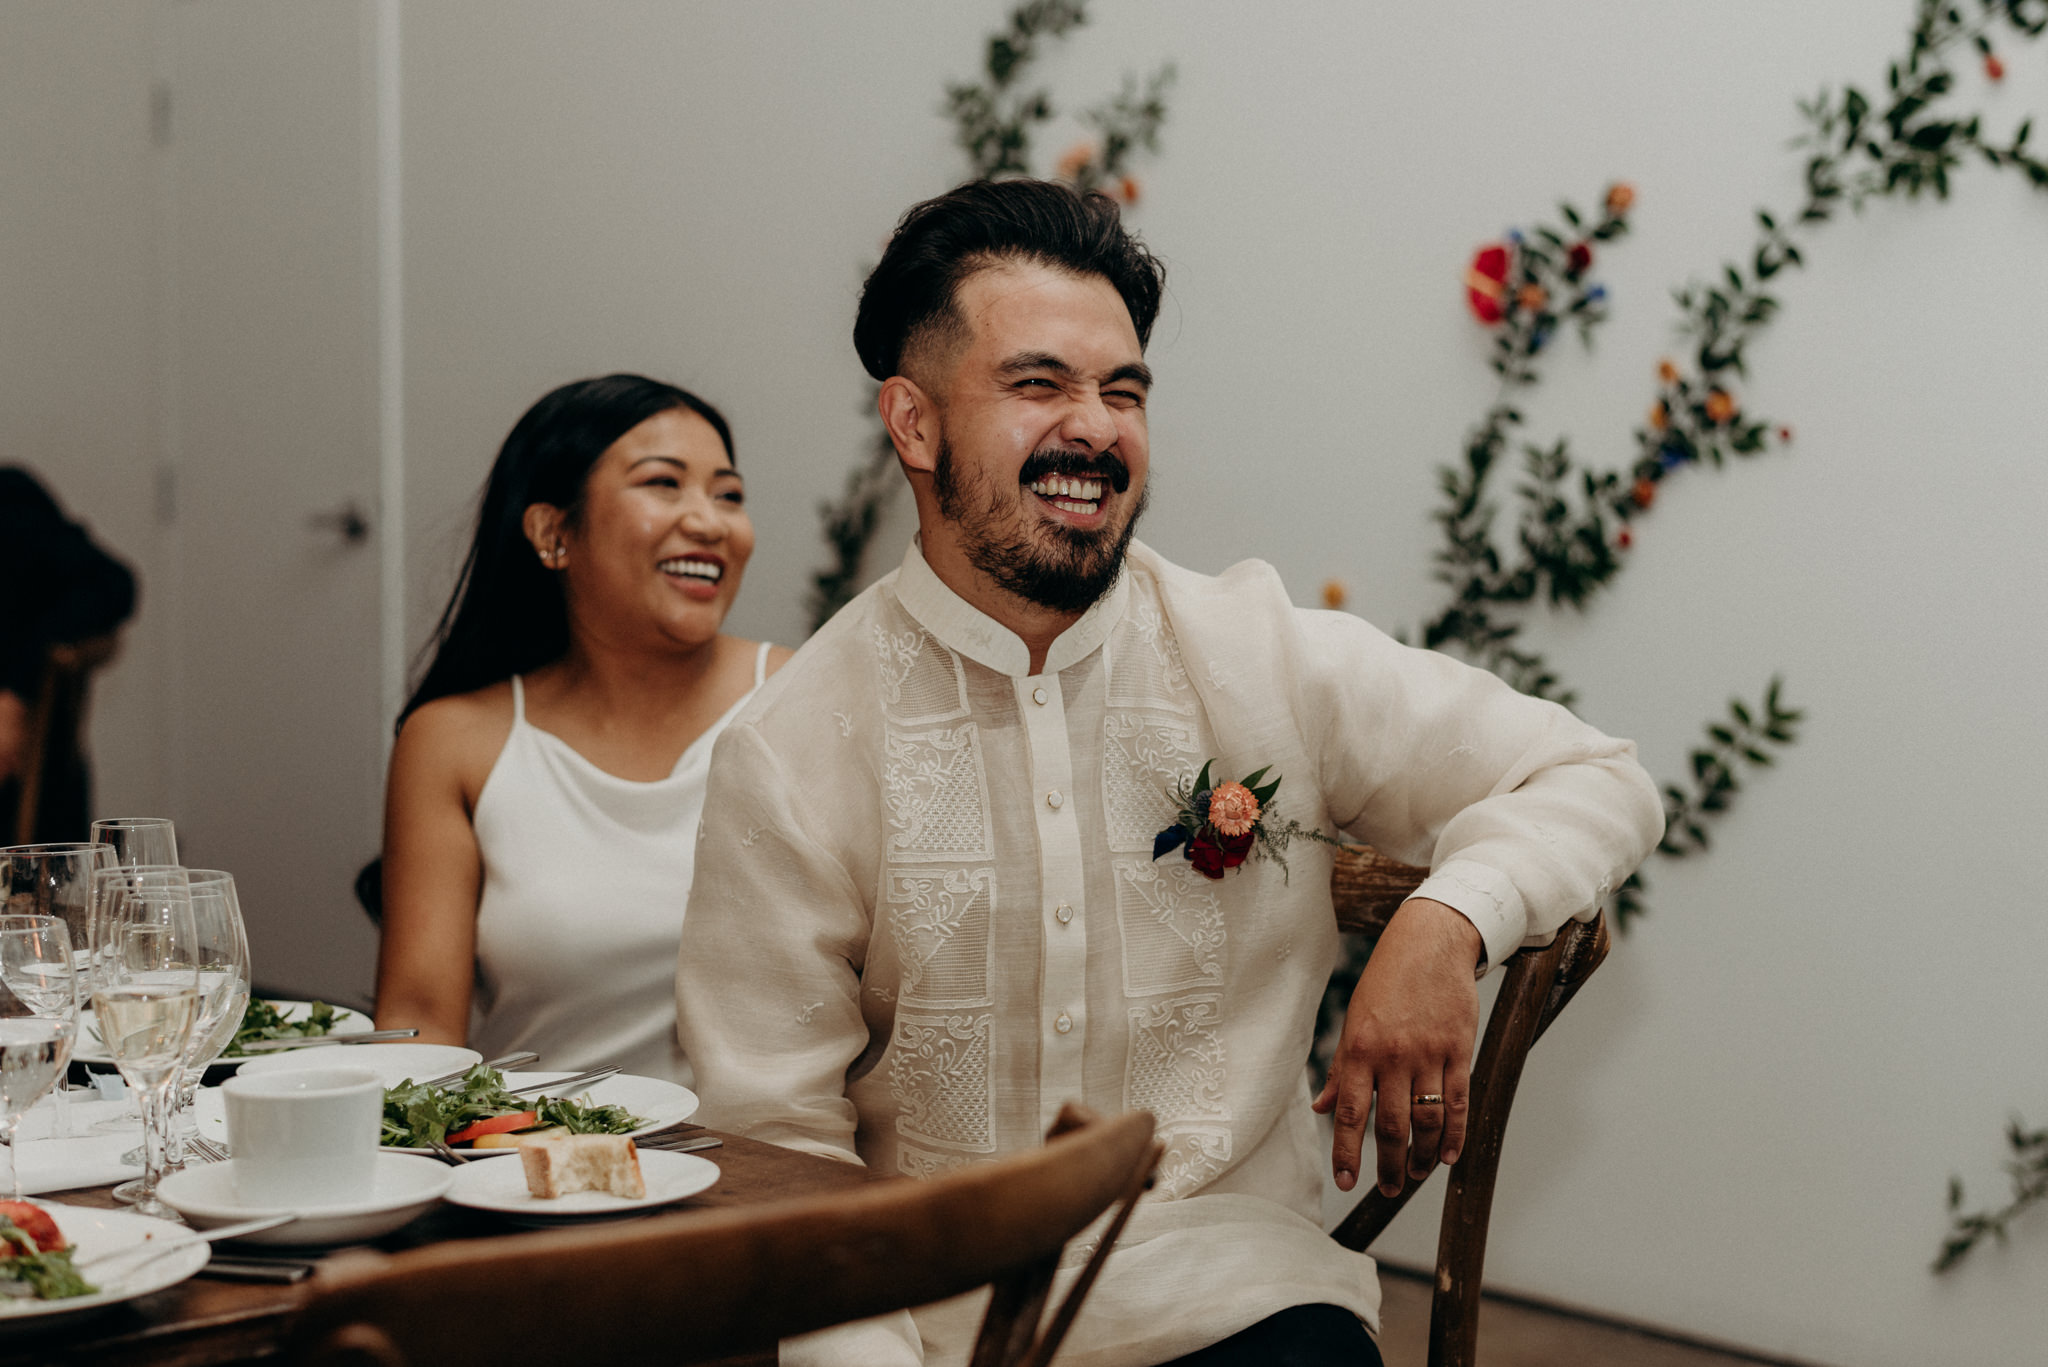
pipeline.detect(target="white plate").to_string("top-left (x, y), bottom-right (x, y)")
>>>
top-left (0, 1201), bottom-right (208, 1324)
top-left (156, 1152), bottom-right (452, 1246)
top-left (73, 999), bottom-right (370, 1067)
top-left (232, 1042), bottom-right (481, 1086)
top-left (444, 1147), bottom-right (719, 1224)
top-left (193, 1069), bottom-right (697, 1158)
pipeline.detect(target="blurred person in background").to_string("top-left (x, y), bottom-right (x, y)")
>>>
top-left (0, 465), bottom-right (136, 843)
top-left (372, 375), bottom-right (788, 1088)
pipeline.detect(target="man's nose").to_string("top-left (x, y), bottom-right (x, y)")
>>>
top-left (1058, 390), bottom-right (1119, 451)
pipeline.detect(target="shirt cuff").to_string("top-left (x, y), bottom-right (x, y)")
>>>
top-left (1408, 859), bottom-right (1527, 978)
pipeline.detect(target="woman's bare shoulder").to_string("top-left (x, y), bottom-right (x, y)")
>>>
top-left (391, 682), bottom-right (517, 790)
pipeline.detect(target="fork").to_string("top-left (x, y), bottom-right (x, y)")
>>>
top-left (188, 1135), bottom-right (230, 1163)
top-left (506, 1065), bottom-right (618, 1098)
top-left (417, 1051), bottom-right (541, 1089)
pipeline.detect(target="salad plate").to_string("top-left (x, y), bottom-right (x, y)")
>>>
top-left (0, 1202), bottom-right (208, 1325)
top-left (444, 1148), bottom-right (719, 1225)
top-left (156, 1153), bottom-right (452, 1246)
top-left (233, 1042), bottom-right (481, 1086)
top-left (193, 1069), bottom-right (697, 1156)
top-left (380, 1071), bottom-right (701, 1157)
top-left (73, 999), bottom-right (370, 1068)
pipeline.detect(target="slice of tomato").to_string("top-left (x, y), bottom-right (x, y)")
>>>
top-left (446, 1111), bottom-right (539, 1147)
top-left (0, 1201), bottom-right (64, 1254)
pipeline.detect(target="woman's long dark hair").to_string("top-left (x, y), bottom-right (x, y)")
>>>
top-left (398, 374), bottom-right (735, 732)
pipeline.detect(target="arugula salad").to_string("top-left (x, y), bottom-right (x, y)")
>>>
top-left (224, 999), bottom-right (341, 1058)
top-left (381, 1066), bottom-right (644, 1149)
top-left (0, 1204), bottom-right (94, 1302)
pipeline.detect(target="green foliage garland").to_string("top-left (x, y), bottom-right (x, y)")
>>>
top-left (807, 1), bottom-right (1173, 631)
top-left (1939, 1117), bottom-right (2048, 1271)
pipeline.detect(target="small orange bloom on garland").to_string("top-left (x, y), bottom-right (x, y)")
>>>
top-left (1153, 759), bottom-right (1337, 882)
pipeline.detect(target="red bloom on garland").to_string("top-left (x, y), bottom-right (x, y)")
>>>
top-left (1986, 53), bottom-right (2005, 82)
top-left (1617, 526), bottom-right (1634, 550)
top-left (1632, 477), bottom-right (1656, 509)
top-left (1465, 244), bottom-right (1510, 323)
top-left (1777, 425), bottom-right (1793, 443)
top-left (1188, 828), bottom-right (1256, 880)
top-left (1566, 241), bottom-right (1593, 277)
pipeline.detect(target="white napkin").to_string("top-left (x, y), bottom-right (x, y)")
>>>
top-left (11, 1095), bottom-right (145, 1196)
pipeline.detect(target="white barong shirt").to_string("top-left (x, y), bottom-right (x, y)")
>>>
top-left (677, 540), bottom-right (1662, 1366)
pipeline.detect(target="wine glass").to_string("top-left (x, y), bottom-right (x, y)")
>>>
top-left (90, 818), bottom-right (179, 870)
top-left (0, 842), bottom-right (112, 1135)
top-left (0, 914), bottom-right (80, 1200)
top-left (158, 870), bottom-right (251, 1173)
top-left (89, 867), bottom-right (201, 1219)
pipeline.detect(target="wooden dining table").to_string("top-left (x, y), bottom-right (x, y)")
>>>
top-left (1, 1128), bottom-right (885, 1367)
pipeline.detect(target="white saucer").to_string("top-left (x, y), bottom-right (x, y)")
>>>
top-left (0, 1202), bottom-right (208, 1325)
top-left (156, 1152), bottom-right (452, 1246)
top-left (445, 1147), bottom-right (719, 1225)
top-left (232, 1042), bottom-right (481, 1086)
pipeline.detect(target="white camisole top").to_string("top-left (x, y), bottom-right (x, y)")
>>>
top-left (468, 641), bottom-right (770, 1087)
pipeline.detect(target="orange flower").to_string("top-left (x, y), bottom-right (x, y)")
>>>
top-left (1118, 176), bottom-right (1141, 205)
top-left (1649, 401), bottom-right (1668, 431)
top-left (1517, 284), bottom-right (1548, 312)
top-left (1986, 53), bottom-right (2006, 82)
top-left (1606, 182), bottom-right (1636, 215)
top-left (1658, 358), bottom-right (1680, 385)
top-left (1704, 389), bottom-right (1737, 424)
top-left (1632, 478), bottom-right (1656, 509)
top-left (1207, 781), bottom-right (1261, 838)
top-left (1056, 141), bottom-right (1094, 181)
top-left (1320, 579), bottom-right (1349, 610)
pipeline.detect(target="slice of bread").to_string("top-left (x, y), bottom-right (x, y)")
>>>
top-left (517, 1133), bottom-right (646, 1200)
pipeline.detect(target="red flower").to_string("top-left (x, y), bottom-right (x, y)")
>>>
top-left (1986, 53), bottom-right (2005, 82)
top-left (1566, 241), bottom-right (1593, 276)
top-left (1118, 176), bottom-right (1142, 205)
top-left (1632, 477), bottom-right (1656, 509)
top-left (1777, 425), bottom-right (1793, 443)
top-left (1617, 526), bottom-right (1634, 550)
top-left (1188, 828), bottom-right (1255, 880)
top-left (1465, 244), bottom-right (1510, 323)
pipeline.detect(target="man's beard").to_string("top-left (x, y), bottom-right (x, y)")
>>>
top-left (932, 438), bottom-right (1147, 615)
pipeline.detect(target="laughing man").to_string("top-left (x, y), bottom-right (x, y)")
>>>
top-left (676, 179), bottom-right (1661, 1367)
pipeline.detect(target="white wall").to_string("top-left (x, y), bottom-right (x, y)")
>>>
top-left (0, 1), bottom-right (168, 815)
top-left (7, 2), bottom-right (2045, 1362)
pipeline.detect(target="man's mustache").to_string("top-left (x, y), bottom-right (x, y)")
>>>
top-left (1017, 447), bottom-right (1132, 495)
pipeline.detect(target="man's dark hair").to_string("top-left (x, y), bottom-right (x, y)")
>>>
top-left (853, 179), bottom-right (1167, 383)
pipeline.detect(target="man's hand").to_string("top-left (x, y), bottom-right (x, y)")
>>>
top-left (1312, 896), bottom-right (1483, 1197)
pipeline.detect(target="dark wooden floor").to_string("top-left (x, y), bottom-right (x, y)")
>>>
top-left (1374, 1268), bottom-right (1838, 1367)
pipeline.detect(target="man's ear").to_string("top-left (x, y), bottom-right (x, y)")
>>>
top-left (522, 503), bottom-right (569, 568)
top-left (878, 376), bottom-right (940, 476)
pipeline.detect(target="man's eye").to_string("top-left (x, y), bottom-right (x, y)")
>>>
top-left (1106, 389), bottom-right (1146, 408)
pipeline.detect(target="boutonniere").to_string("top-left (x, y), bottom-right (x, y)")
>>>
top-left (1151, 759), bottom-right (1338, 882)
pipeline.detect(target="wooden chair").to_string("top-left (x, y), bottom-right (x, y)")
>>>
top-left (285, 1104), bottom-right (1164, 1367)
top-left (9, 634), bottom-right (119, 845)
top-left (1326, 845), bottom-right (1612, 1367)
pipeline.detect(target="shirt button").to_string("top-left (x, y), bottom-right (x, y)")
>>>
top-left (1054, 1011), bottom-right (1073, 1034)
top-left (1054, 904), bottom-right (1073, 925)
top-left (1032, 686), bottom-right (1048, 706)
top-left (1045, 789), bottom-right (1064, 810)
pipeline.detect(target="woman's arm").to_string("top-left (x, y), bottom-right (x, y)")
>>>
top-left (373, 693), bottom-right (506, 1044)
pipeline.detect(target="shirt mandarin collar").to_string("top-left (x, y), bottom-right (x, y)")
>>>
top-left (894, 538), bottom-right (1131, 679)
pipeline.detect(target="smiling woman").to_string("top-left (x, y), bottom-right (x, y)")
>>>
top-left (371, 376), bottom-right (791, 1088)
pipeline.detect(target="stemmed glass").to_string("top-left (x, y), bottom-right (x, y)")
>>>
top-left (0, 842), bottom-right (112, 1136)
top-left (90, 818), bottom-right (179, 870)
top-left (158, 870), bottom-right (251, 1173)
top-left (0, 914), bottom-right (80, 1201)
top-left (89, 867), bottom-right (201, 1220)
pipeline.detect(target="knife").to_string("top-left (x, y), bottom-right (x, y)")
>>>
top-left (83, 1212), bottom-right (303, 1275)
top-left (237, 1028), bottom-right (421, 1052)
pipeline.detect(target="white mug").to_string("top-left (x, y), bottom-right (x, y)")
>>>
top-left (222, 1065), bottom-right (381, 1207)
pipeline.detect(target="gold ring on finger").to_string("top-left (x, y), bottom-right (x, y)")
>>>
top-left (1411, 1093), bottom-right (1445, 1106)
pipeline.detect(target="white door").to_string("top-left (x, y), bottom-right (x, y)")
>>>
top-left (160, 0), bottom-right (386, 1003)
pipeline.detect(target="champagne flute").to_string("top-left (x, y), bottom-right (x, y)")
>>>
top-left (0, 842), bottom-right (112, 1136)
top-left (0, 915), bottom-right (80, 1200)
top-left (159, 870), bottom-right (251, 1172)
top-left (90, 868), bottom-right (200, 1219)
top-left (90, 818), bottom-right (179, 870)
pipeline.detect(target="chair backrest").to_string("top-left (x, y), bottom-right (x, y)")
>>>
top-left (10, 634), bottom-right (118, 845)
top-left (1326, 844), bottom-right (1612, 1367)
top-left (285, 1104), bottom-right (1161, 1367)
